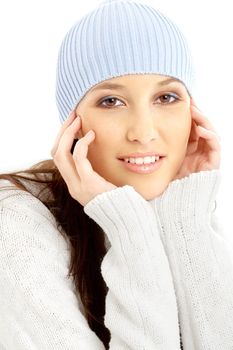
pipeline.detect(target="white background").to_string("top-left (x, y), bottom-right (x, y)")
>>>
top-left (0, 0), bottom-right (232, 242)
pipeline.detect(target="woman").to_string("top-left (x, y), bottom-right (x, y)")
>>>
top-left (0, 0), bottom-right (232, 349)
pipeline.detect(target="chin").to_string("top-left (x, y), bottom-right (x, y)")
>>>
top-left (128, 181), bottom-right (170, 201)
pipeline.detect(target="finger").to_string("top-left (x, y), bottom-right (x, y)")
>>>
top-left (190, 105), bottom-right (219, 135)
top-left (54, 115), bottom-right (81, 159)
top-left (50, 110), bottom-right (77, 156)
top-left (53, 116), bottom-right (82, 185)
top-left (185, 120), bottom-right (199, 155)
top-left (188, 119), bottom-right (199, 142)
top-left (190, 98), bottom-right (206, 113)
top-left (190, 97), bottom-right (201, 110)
top-left (73, 130), bottom-right (96, 179)
top-left (197, 126), bottom-right (221, 152)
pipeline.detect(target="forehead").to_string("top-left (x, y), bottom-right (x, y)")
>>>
top-left (89, 74), bottom-right (185, 93)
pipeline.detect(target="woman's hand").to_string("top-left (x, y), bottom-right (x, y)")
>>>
top-left (51, 111), bottom-right (117, 206)
top-left (173, 98), bottom-right (221, 180)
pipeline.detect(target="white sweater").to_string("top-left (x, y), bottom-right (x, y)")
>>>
top-left (0, 169), bottom-right (232, 349)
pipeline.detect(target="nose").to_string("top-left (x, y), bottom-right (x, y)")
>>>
top-left (126, 110), bottom-right (159, 144)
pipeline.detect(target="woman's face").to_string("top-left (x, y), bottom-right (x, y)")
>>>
top-left (75, 74), bottom-right (191, 200)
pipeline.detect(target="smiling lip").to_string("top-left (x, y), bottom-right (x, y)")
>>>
top-left (118, 156), bottom-right (164, 174)
top-left (118, 152), bottom-right (166, 159)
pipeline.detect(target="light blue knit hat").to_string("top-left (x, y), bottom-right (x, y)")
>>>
top-left (56, 0), bottom-right (196, 123)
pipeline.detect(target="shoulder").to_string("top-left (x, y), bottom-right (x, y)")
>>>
top-left (0, 179), bottom-right (70, 259)
top-left (0, 182), bottom-right (91, 340)
top-left (0, 179), bottom-right (57, 225)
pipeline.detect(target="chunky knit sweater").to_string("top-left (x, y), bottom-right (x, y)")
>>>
top-left (0, 169), bottom-right (233, 349)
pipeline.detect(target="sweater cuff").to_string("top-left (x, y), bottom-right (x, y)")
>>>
top-left (152, 169), bottom-right (221, 221)
top-left (84, 185), bottom-right (156, 250)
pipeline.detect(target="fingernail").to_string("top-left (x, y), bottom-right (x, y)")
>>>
top-left (191, 99), bottom-right (202, 111)
top-left (73, 115), bottom-right (81, 123)
top-left (191, 104), bottom-right (202, 112)
top-left (69, 110), bottom-right (76, 118)
top-left (86, 130), bottom-right (94, 137)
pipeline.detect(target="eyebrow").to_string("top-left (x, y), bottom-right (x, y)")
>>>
top-left (90, 77), bottom-right (184, 92)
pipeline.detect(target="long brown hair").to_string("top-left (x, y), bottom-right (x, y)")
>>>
top-left (0, 139), bottom-right (111, 349)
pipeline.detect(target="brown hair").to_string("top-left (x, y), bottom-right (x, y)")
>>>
top-left (0, 139), bottom-right (111, 349)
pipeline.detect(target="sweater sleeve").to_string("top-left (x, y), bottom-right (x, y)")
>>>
top-left (84, 185), bottom-right (181, 349)
top-left (0, 185), bottom-right (181, 350)
top-left (0, 190), bottom-right (105, 350)
top-left (149, 169), bottom-right (233, 349)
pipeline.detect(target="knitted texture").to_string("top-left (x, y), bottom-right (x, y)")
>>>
top-left (0, 180), bottom-right (181, 349)
top-left (1, 170), bottom-right (233, 349)
top-left (55, 0), bottom-right (196, 123)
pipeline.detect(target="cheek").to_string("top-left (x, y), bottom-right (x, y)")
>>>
top-left (178, 119), bottom-right (191, 141)
top-left (166, 111), bottom-right (191, 153)
top-left (84, 118), bottom-right (121, 163)
top-left (176, 108), bottom-right (191, 136)
top-left (76, 106), bottom-right (123, 164)
top-left (79, 111), bottom-right (119, 137)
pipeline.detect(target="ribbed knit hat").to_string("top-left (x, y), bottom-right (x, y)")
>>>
top-left (56, 0), bottom-right (196, 123)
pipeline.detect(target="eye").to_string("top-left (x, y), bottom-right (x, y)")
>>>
top-left (98, 96), bottom-right (123, 108)
top-left (98, 93), bottom-right (180, 109)
top-left (156, 93), bottom-right (180, 105)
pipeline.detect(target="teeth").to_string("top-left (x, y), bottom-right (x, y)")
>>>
top-left (124, 156), bottom-right (160, 164)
